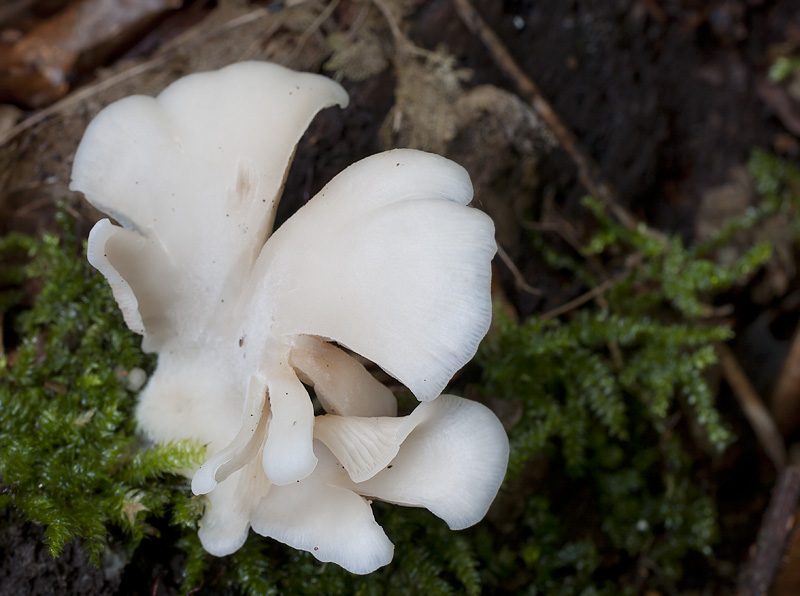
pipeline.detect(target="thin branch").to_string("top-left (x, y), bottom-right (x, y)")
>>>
top-left (218, 6), bottom-right (271, 30)
top-left (738, 465), bottom-right (800, 595)
top-left (288, 0), bottom-right (341, 65)
top-left (345, 0), bottom-right (372, 41)
top-left (521, 200), bottom-right (609, 279)
top-left (496, 244), bottom-right (542, 296)
top-left (539, 278), bottom-right (616, 321)
top-left (521, 218), bottom-right (585, 260)
top-left (371, 0), bottom-right (404, 42)
top-left (235, 8), bottom-right (288, 61)
top-left (1, 59), bottom-right (164, 147)
top-left (717, 343), bottom-right (786, 471)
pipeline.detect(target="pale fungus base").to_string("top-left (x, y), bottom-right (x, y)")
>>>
top-left (70, 61), bottom-right (509, 574)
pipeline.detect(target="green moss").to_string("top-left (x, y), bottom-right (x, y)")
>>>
top-left (1, 148), bottom-right (797, 594)
top-left (471, 151), bottom-right (797, 593)
top-left (477, 304), bottom-right (732, 591)
top-left (0, 214), bottom-right (204, 564)
top-left (768, 55), bottom-right (800, 83)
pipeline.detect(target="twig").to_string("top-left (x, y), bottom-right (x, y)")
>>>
top-left (345, 0), bottom-right (372, 41)
top-left (522, 190), bottom-right (610, 279)
top-left (539, 278), bottom-right (616, 322)
top-left (236, 12), bottom-right (288, 61)
top-left (287, 0), bottom-right (341, 65)
top-left (150, 572), bottom-right (161, 596)
top-left (496, 244), bottom-right (542, 296)
top-left (450, 0), bottom-right (650, 236)
top-left (717, 343), bottom-right (786, 471)
top-left (217, 6), bottom-right (270, 30)
top-left (522, 220), bottom-right (586, 257)
top-left (738, 465), bottom-right (800, 595)
top-left (371, 0), bottom-right (404, 42)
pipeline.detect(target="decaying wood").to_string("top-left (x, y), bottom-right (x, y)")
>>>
top-left (739, 465), bottom-right (800, 596)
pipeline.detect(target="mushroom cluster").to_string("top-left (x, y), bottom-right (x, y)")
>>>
top-left (70, 61), bottom-right (508, 574)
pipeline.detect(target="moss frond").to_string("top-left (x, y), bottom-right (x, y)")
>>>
top-left (0, 215), bottom-right (202, 565)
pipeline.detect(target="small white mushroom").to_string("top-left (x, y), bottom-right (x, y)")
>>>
top-left (249, 394), bottom-right (508, 574)
top-left (70, 61), bottom-right (508, 573)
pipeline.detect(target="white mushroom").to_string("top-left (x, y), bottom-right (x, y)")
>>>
top-left (70, 61), bottom-right (508, 573)
top-left (252, 395), bottom-right (509, 574)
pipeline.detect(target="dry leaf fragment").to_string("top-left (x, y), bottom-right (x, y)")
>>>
top-left (380, 49), bottom-right (471, 152)
top-left (73, 408), bottom-right (95, 426)
top-left (0, 0), bottom-right (181, 108)
top-left (121, 492), bottom-right (149, 524)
